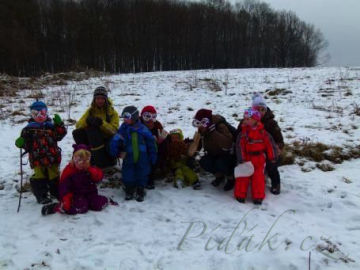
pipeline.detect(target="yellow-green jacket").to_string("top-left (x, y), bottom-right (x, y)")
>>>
top-left (76, 99), bottom-right (119, 138)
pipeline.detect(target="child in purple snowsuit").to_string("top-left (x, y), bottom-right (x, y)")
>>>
top-left (42, 144), bottom-right (108, 215)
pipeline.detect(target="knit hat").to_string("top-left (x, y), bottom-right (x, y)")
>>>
top-left (93, 86), bottom-right (108, 98)
top-left (72, 144), bottom-right (91, 154)
top-left (244, 107), bottom-right (261, 121)
top-left (141, 105), bottom-right (157, 115)
top-left (252, 93), bottom-right (267, 108)
top-left (121, 106), bottom-right (139, 122)
top-left (169, 128), bottom-right (184, 140)
top-left (30, 101), bottom-right (47, 111)
top-left (194, 109), bottom-right (212, 121)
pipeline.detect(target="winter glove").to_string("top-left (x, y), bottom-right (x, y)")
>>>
top-left (62, 193), bottom-right (73, 211)
top-left (157, 129), bottom-right (168, 144)
top-left (207, 123), bottom-right (216, 133)
top-left (86, 116), bottom-right (103, 127)
top-left (53, 114), bottom-right (62, 125)
top-left (15, 137), bottom-right (25, 148)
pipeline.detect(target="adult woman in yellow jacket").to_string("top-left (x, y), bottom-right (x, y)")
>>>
top-left (73, 86), bottom-right (119, 168)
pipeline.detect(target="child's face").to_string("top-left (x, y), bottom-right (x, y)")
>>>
top-left (243, 117), bottom-right (257, 127)
top-left (248, 118), bottom-right (258, 127)
top-left (170, 133), bottom-right (181, 142)
top-left (144, 120), bottom-right (154, 129)
top-left (124, 118), bottom-right (134, 125)
top-left (73, 150), bottom-right (91, 170)
top-left (31, 109), bottom-right (47, 123)
top-left (243, 117), bottom-right (250, 126)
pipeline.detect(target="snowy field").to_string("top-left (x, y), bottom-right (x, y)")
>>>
top-left (1, 67), bottom-right (360, 270)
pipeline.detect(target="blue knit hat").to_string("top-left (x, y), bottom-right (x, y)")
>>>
top-left (30, 101), bottom-right (47, 111)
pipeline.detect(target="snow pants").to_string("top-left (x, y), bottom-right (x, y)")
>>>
top-left (173, 162), bottom-right (198, 186)
top-left (65, 192), bottom-right (108, 215)
top-left (266, 158), bottom-right (281, 188)
top-left (122, 153), bottom-right (151, 189)
top-left (234, 153), bottom-right (266, 200)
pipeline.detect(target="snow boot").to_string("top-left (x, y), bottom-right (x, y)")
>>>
top-left (124, 185), bottom-right (135, 200)
top-left (270, 184), bottom-right (281, 195)
top-left (253, 199), bottom-right (263, 205)
top-left (48, 178), bottom-right (59, 200)
top-left (223, 178), bottom-right (235, 191)
top-left (41, 203), bottom-right (59, 216)
top-left (237, 198), bottom-right (245, 203)
top-left (192, 180), bottom-right (201, 190)
top-left (211, 176), bottom-right (224, 187)
top-left (135, 186), bottom-right (146, 202)
top-left (174, 179), bottom-right (184, 189)
top-left (30, 178), bottom-right (52, 204)
top-left (145, 178), bottom-right (155, 190)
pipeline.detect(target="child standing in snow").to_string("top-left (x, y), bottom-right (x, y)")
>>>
top-left (251, 93), bottom-right (284, 195)
top-left (109, 106), bottom-right (157, 202)
top-left (164, 129), bottom-right (200, 189)
top-left (235, 108), bottom-right (276, 205)
top-left (42, 144), bottom-right (108, 215)
top-left (15, 101), bottom-right (67, 204)
top-left (140, 105), bottom-right (168, 189)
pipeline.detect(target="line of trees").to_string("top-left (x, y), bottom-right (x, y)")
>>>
top-left (0, 0), bottom-right (327, 76)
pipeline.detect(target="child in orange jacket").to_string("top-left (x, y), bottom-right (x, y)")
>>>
top-left (235, 108), bottom-right (276, 205)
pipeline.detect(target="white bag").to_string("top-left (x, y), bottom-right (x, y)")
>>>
top-left (234, 161), bottom-right (254, 178)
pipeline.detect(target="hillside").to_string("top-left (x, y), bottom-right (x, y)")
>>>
top-left (1, 67), bottom-right (360, 270)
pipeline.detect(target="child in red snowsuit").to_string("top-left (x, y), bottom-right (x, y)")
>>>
top-left (235, 108), bottom-right (276, 205)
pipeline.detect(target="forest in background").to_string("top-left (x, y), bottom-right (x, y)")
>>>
top-left (0, 0), bottom-right (327, 76)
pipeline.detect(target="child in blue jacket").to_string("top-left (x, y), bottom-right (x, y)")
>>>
top-left (110, 106), bottom-right (157, 202)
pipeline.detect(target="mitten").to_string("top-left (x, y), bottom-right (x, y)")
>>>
top-left (86, 116), bottom-right (95, 126)
top-left (15, 137), bottom-right (25, 148)
top-left (86, 116), bottom-right (102, 127)
top-left (92, 117), bottom-right (103, 127)
top-left (53, 114), bottom-right (62, 125)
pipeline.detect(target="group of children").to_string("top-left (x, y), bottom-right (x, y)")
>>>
top-left (15, 88), bottom-right (283, 216)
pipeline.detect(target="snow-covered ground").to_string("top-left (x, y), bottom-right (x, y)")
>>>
top-left (1, 67), bottom-right (360, 270)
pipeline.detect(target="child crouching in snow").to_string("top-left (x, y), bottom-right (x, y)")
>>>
top-left (164, 129), bottom-right (200, 189)
top-left (234, 108), bottom-right (276, 205)
top-left (41, 144), bottom-right (108, 215)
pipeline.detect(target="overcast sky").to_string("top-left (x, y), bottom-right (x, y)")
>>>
top-left (250, 0), bottom-right (360, 66)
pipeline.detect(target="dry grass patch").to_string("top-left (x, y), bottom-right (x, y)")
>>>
top-left (281, 141), bottom-right (360, 168)
top-left (265, 88), bottom-right (292, 96)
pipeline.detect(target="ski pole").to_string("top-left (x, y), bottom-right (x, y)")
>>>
top-left (17, 149), bottom-right (27, 213)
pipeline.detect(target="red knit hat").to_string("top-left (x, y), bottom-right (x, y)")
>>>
top-left (141, 105), bottom-right (157, 115)
top-left (194, 109), bottom-right (212, 121)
